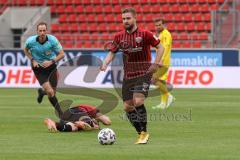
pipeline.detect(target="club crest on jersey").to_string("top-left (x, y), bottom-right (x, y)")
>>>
top-left (135, 37), bottom-right (142, 43)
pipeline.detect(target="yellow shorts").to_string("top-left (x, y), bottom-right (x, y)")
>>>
top-left (152, 67), bottom-right (169, 81)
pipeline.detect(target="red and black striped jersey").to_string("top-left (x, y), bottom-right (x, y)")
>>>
top-left (111, 28), bottom-right (160, 80)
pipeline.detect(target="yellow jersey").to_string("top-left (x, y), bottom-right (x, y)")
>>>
top-left (158, 28), bottom-right (172, 67)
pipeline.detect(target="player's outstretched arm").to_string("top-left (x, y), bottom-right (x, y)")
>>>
top-left (99, 52), bottom-right (115, 71)
top-left (96, 113), bottom-right (111, 126)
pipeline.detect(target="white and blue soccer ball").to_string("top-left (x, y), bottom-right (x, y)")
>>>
top-left (98, 128), bottom-right (116, 145)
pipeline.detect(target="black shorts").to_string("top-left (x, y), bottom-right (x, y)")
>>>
top-left (122, 75), bottom-right (151, 101)
top-left (61, 107), bottom-right (89, 122)
top-left (32, 64), bottom-right (58, 87)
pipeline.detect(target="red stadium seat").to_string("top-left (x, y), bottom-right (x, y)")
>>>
top-left (34, 0), bottom-right (45, 5)
top-left (142, 5), bottom-right (151, 13)
top-left (65, 5), bottom-right (75, 14)
top-left (178, 0), bottom-right (188, 4)
top-left (188, 0), bottom-right (197, 4)
top-left (167, 23), bottom-right (175, 32)
top-left (82, 0), bottom-right (92, 5)
top-left (69, 14), bottom-right (78, 23)
top-left (210, 4), bottom-right (219, 10)
top-left (182, 42), bottom-right (191, 48)
top-left (77, 15), bottom-right (86, 22)
top-left (197, 0), bottom-right (207, 4)
top-left (184, 14), bottom-right (193, 22)
top-left (179, 33), bottom-right (189, 40)
top-left (199, 4), bottom-right (209, 13)
top-left (76, 43), bottom-right (83, 48)
top-left (176, 23), bottom-right (185, 31)
top-left (134, 5), bottom-right (143, 13)
top-left (144, 14), bottom-right (153, 22)
top-left (121, 0), bottom-right (130, 5)
top-left (98, 24), bottom-right (107, 32)
top-left (105, 14), bottom-right (116, 22)
top-left (192, 41), bottom-right (202, 48)
top-left (207, 0), bottom-right (216, 4)
top-left (190, 4), bottom-right (199, 13)
top-left (152, 5), bottom-right (160, 13)
top-left (186, 22), bottom-right (195, 31)
top-left (113, 5), bottom-right (122, 14)
top-left (180, 4), bottom-right (190, 13)
top-left (70, 23), bottom-right (79, 32)
top-left (51, 24), bottom-right (59, 33)
top-left (203, 13), bottom-right (211, 22)
top-left (84, 41), bottom-right (92, 48)
top-left (76, 5), bottom-right (84, 13)
top-left (92, 0), bottom-right (102, 5)
top-left (103, 5), bottom-right (112, 13)
top-left (56, 6), bottom-right (65, 14)
top-left (173, 13), bottom-right (183, 22)
top-left (79, 24), bottom-right (88, 33)
top-left (206, 23), bottom-right (211, 31)
top-left (168, 0), bottom-right (178, 4)
top-left (85, 5), bottom-right (94, 14)
top-left (173, 42), bottom-right (181, 48)
top-left (194, 13), bottom-right (203, 22)
top-left (59, 14), bottom-right (67, 23)
top-left (63, 42), bottom-right (74, 48)
top-left (50, 6), bottom-right (57, 13)
top-left (161, 5), bottom-right (170, 13)
top-left (96, 14), bottom-right (105, 22)
top-left (87, 14), bottom-right (95, 23)
top-left (198, 32), bottom-right (208, 40)
top-left (59, 24), bottom-right (69, 32)
top-left (171, 4), bottom-right (179, 13)
top-left (164, 13), bottom-right (174, 22)
top-left (88, 23), bottom-right (98, 32)
top-left (64, 0), bottom-right (73, 5)
top-left (72, 0), bottom-right (82, 5)
top-left (55, 0), bottom-right (64, 5)
top-left (196, 22), bottom-right (205, 31)
top-left (95, 5), bottom-right (103, 13)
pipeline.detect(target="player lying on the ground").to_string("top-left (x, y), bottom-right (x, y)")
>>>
top-left (44, 104), bottom-right (111, 132)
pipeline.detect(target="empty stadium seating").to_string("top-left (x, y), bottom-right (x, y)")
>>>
top-left (0, 0), bottom-right (226, 48)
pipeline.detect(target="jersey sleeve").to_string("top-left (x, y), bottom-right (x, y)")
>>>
top-left (24, 38), bottom-right (31, 49)
top-left (51, 36), bottom-right (63, 52)
top-left (145, 30), bottom-right (160, 47)
top-left (110, 34), bottom-right (119, 53)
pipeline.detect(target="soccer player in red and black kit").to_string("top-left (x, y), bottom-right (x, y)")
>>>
top-left (44, 104), bottom-right (111, 132)
top-left (100, 8), bottom-right (164, 144)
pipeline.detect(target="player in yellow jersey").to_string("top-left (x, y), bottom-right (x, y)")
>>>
top-left (152, 18), bottom-right (175, 109)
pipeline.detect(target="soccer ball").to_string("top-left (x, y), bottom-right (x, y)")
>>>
top-left (97, 128), bottom-right (116, 145)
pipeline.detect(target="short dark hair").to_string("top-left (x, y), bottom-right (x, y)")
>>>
top-left (37, 22), bottom-right (48, 30)
top-left (154, 18), bottom-right (165, 24)
top-left (121, 7), bottom-right (136, 16)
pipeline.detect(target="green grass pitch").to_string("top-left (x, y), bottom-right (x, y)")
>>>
top-left (0, 88), bottom-right (240, 160)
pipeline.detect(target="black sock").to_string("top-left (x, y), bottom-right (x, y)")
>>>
top-left (48, 96), bottom-right (63, 118)
top-left (136, 104), bottom-right (147, 132)
top-left (126, 110), bottom-right (142, 134)
top-left (56, 121), bottom-right (72, 132)
top-left (41, 89), bottom-right (47, 95)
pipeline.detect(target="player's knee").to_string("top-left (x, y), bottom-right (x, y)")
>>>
top-left (46, 88), bottom-right (55, 97)
top-left (133, 98), bottom-right (144, 107)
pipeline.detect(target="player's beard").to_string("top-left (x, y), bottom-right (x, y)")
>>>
top-left (124, 23), bottom-right (134, 32)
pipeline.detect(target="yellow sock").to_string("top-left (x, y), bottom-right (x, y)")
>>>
top-left (156, 81), bottom-right (170, 103)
